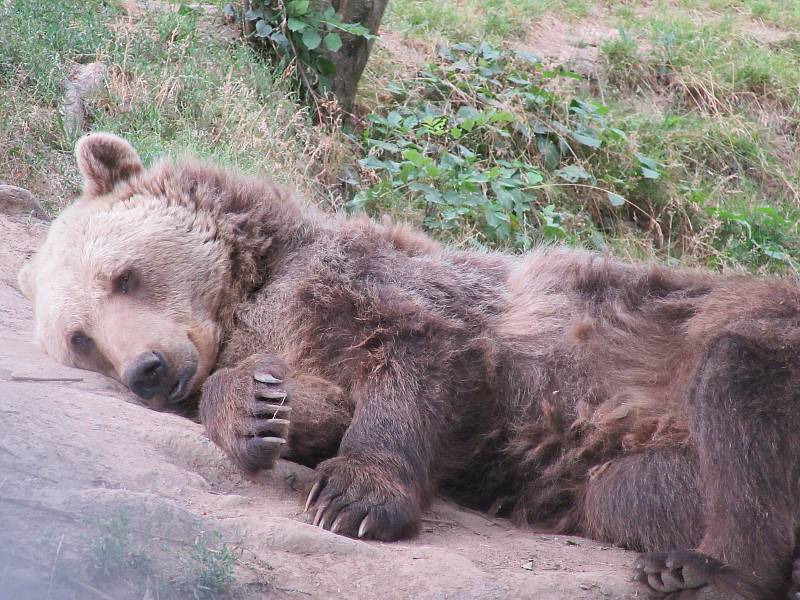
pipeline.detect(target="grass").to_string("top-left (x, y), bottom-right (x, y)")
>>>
top-left (0, 0), bottom-right (797, 272)
top-left (0, 0), bottom-right (339, 211)
top-left (80, 508), bottom-right (243, 599)
top-left (613, 9), bottom-right (800, 109)
top-left (370, 0), bottom-right (799, 272)
top-left (598, 2), bottom-right (800, 271)
top-left (683, 0), bottom-right (800, 29)
top-left (383, 0), bottom-right (591, 45)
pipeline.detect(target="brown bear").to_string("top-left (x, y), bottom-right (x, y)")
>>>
top-left (18, 133), bottom-right (800, 599)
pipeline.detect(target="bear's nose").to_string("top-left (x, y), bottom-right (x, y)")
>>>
top-left (124, 351), bottom-right (171, 400)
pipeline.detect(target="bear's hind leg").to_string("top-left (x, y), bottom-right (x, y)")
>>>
top-left (680, 331), bottom-right (800, 599)
top-left (581, 448), bottom-right (703, 555)
top-left (581, 448), bottom-right (760, 599)
top-left (586, 330), bottom-right (800, 599)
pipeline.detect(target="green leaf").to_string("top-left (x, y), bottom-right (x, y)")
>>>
top-left (424, 189), bottom-right (444, 204)
top-left (403, 148), bottom-right (428, 167)
top-left (346, 191), bottom-right (368, 212)
top-left (452, 42), bottom-right (475, 53)
top-left (763, 247), bottom-right (789, 260)
top-left (359, 156), bottom-right (390, 171)
top-left (254, 19), bottom-right (271, 38)
top-left (466, 172), bottom-right (490, 183)
top-left (572, 132), bottom-right (602, 149)
top-left (606, 128), bottom-right (628, 141)
top-left (489, 111), bottom-right (516, 123)
top-left (317, 57), bottom-right (336, 75)
top-left (640, 167), bottom-right (660, 179)
top-left (457, 145), bottom-right (476, 159)
top-left (269, 30), bottom-right (289, 47)
top-left (554, 164), bottom-right (591, 183)
top-left (324, 32), bottom-right (343, 52)
top-left (366, 139), bottom-right (399, 153)
top-left (635, 152), bottom-right (659, 170)
top-left (386, 111), bottom-right (403, 127)
top-left (301, 29), bottom-right (322, 50)
top-left (524, 169), bottom-right (544, 185)
top-left (479, 42), bottom-right (500, 61)
top-left (287, 0), bottom-right (310, 16)
top-left (325, 19), bottom-right (375, 39)
top-left (537, 138), bottom-right (560, 171)
top-left (606, 191), bottom-right (626, 207)
top-left (287, 17), bottom-right (307, 32)
top-left (514, 49), bottom-right (541, 63)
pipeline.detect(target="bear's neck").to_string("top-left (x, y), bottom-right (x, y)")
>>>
top-left (143, 160), bottom-right (327, 321)
top-left (207, 177), bottom-right (320, 300)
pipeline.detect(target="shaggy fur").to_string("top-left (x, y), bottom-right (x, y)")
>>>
top-left (20, 133), bottom-right (800, 599)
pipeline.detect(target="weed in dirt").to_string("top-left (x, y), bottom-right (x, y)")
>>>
top-left (84, 509), bottom-right (144, 578)
top-left (351, 43), bottom-right (652, 251)
top-left (612, 9), bottom-right (800, 112)
top-left (80, 509), bottom-right (244, 599)
top-left (349, 41), bottom-right (798, 271)
top-left (0, 0), bottom-right (349, 210)
top-left (601, 30), bottom-right (649, 88)
top-left (173, 531), bottom-right (242, 600)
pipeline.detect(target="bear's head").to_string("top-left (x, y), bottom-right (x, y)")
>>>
top-left (18, 133), bottom-right (234, 410)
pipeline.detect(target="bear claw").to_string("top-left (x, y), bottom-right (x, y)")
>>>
top-left (254, 372), bottom-right (283, 384)
top-left (305, 481), bottom-right (323, 512)
top-left (257, 388), bottom-right (287, 400)
top-left (357, 516), bottom-right (371, 538)
top-left (254, 403), bottom-right (291, 417)
top-left (633, 549), bottom-right (757, 599)
top-left (303, 454), bottom-right (421, 541)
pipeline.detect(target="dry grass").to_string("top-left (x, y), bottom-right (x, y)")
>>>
top-left (0, 0), bottom-right (352, 212)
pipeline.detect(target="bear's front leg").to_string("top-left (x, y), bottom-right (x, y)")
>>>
top-left (306, 450), bottom-right (424, 540)
top-left (200, 354), bottom-right (352, 473)
top-left (305, 352), bottom-right (468, 541)
top-left (200, 354), bottom-right (292, 473)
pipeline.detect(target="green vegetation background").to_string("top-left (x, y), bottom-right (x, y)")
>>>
top-left (1, 0), bottom-right (798, 273)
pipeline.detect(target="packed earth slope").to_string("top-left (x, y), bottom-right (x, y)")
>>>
top-left (0, 206), bottom-right (639, 599)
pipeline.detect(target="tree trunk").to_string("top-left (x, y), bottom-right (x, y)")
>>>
top-left (241, 0), bottom-right (256, 37)
top-left (327, 0), bottom-right (389, 114)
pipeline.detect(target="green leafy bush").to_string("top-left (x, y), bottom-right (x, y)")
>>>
top-left (350, 43), bottom-right (662, 250)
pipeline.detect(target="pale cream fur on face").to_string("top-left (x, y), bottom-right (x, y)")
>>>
top-left (18, 134), bottom-right (230, 407)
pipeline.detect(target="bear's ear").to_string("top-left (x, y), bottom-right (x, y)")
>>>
top-left (18, 259), bottom-right (36, 300)
top-left (76, 133), bottom-right (144, 197)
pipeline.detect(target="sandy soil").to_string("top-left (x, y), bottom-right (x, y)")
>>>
top-left (0, 207), bottom-right (643, 599)
top-left (514, 11), bottom-right (620, 77)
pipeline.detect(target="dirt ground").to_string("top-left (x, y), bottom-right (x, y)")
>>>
top-left (0, 206), bottom-right (643, 599)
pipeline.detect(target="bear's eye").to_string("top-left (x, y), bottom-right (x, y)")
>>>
top-left (113, 270), bottom-right (135, 294)
top-left (70, 331), bottom-right (93, 352)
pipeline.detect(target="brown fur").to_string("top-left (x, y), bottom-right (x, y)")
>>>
top-left (21, 134), bottom-right (800, 599)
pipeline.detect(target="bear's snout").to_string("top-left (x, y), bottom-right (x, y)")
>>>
top-left (124, 351), bottom-right (175, 404)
